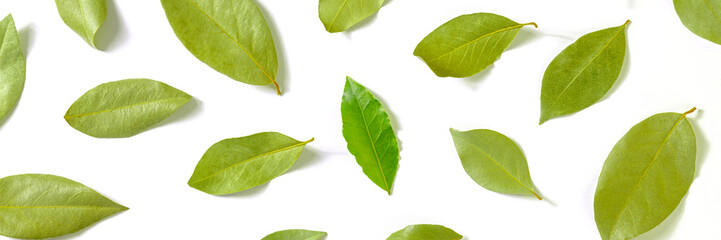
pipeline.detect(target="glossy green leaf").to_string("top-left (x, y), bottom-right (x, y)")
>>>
top-left (387, 224), bottom-right (462, 240)
top-left (188, 132), bottom-right (313, 195)
top-left (341, 76), bottom-right (399, 194)
top-left (594, 108), bottom-right (697, 240)
top-left (318, 0), bottom-right (384, 33)
top-left (0, 174), bottom-right (127, 239)
top-left (161, 0), bottom-right (281, 95)
top-left (261, 229), bottom-right (327, 240)
top-left (674, 0), bottom-right (721, 45)
top-left (540, 21), bottom-right (629, 124)
top-left (64, 78), bottom-right (192, 138)
top-left (0, 15), bottom-right (25, 122)
top-left (55, 0), bottom-right (107, 49)
top-left (450, 128), bottom-right (541, 200)
top-left (414, 13), bottom-right (536, 78)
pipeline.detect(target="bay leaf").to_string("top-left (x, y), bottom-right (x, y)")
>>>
top-left (674, 0), bottom-right (721, 45)
top-left (0, 14), bottom-right (25, 122)
top-left (540, 21), bottom-right (629, 124)
top-left (55, 0), bottom-right (107, 49)
top-left (341, 76), bottom-right (399, 194)
top-left (160, 0), bottom-right (281, 95)
top-left (0, 174), bottom-right (127, 239)
top-left (594, 108), bottom-right (697, 240)
top-left (387, 224), bottom-right (462, 240)
top-left (64, 78), bottom-right (192, 138)
top-left (261, 229), bottom-right (327, 240)
top-left (450, 128), bottom-right (541, 200)
top-left (188, 132), bottom-right (314, 195)
top-left (414, 12), bottom-right (536, 78)
top-left (318, 0), bottom-right (385, 33)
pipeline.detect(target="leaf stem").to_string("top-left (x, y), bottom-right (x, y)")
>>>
top-left (683, 107), bottom-right (697, 116)
top-left (273, 81), bottom-right (282, 96)
top-left (623, 19), bottom-right (631, 26)
top-left (531, 190), bottom-right (542, 200)
top-left (523, 22), bottom-right (538, 28)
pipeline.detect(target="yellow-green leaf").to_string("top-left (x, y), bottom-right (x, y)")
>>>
top-left (594, 108), bottom-right (697, 240)
top-left (674, 0), bottom-right (721, 45)
top-left (55, 0), bottom-right (107, 49)
top-left (319, 0), bottom-right (385, 33)
top-left (261, 229), bottom-right (327, 240)
top-left (0, 174), bottom-right (127, 239)
top-left (0, 14), bottom-right (25, 122)
top-left (387, 224), bottom-right (462, 240)
top-left (414, 12), bottom-right (536, 78)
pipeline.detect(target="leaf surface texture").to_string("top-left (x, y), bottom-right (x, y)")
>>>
top-left (450, 128), bottom-right (540, 199)
top-left (261, 229), bottom-right (327, 240)
top-left (341, 76), bottom-right (399, 194)
top-left (387, 224), bottom-right (462, 240)
top-left (540, 21), bottom-right (629, 124)
top-left (318, 0), bottom-right (385, 32)
top-left (55, 0), bottom-right (107, 48)
top-left (674, 0), bottom-right (721, 44)
top-left (64, 78), bottom-right (192, 138)
top-left (0, 15), bottom-right (25, 122)
top-left (594, 108), bottom-right (697, 240)
top-left (188, 132), bottom-right (313, 195)
top-left (0, 174), bottom-right (127, 239)
top-left (414, 13), bottom-right (536, 78)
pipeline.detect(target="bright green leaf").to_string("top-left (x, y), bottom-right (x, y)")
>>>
top-left (540, 21), bottom-right (629, 124)
top-left (64, 78), bottom-right (192, 138)
top-left (161, 0), bottom-right (281, 95)
top-left (0, 15), bottom-right (25, 122)
top-left (318, 0), bottom-right (384, 33)
top-left (0, 174), bottom-right (127, 239)
top-left (55, 0), bottom-right (107, 49)
top-left (387, 224), bottom-right (462, 240)
top-left (341, 76), bottom-right (399, 194)
top-left (450, 128), bottom-right (541, 200)
top-left (414, 12), bottom-right (536, 78)
top-left (674, 0), bottom-right (721, 45)
top-left (594, 108), bottom-right (697, 240)
top-left (188, 132), bottom-right (313, 195)
top-left (261, 229), bottom-right (327, 240)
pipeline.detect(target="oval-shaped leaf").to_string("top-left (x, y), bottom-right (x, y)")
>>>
top-left (450, 128), bottom-right (541, 200)
top-left (341, 76), bottom-right (399, 194)
top-left (0, 174), bottom-right (127, 239)
top-left (674, 0), bottom-right (721, 45)
top-left (414, 13), bottom-right (536, 78)
top-left (0, 15), bottom-right (25, 122)
top-left (55, 0), bottom-right (107, 49)
top-left (161, 0), bottom-right (281, 95)
top-left (319, 0), bottom-right (384, 33)
top-left (387, 224), bottom-right (462, 240)
top-left (540, 21), bottom-right (629, 124)
top-left (64, 78), bottom-right (192, 138)
top-left (188, 132), bottom-right (313, 195)
top-left (261, 229), bottom-right (327, 240)
top-left (594, 108), bottom-right (697, 240)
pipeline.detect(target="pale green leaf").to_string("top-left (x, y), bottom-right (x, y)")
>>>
top-left (594, 108), bottom-right (697, 240)
top-left (341, 76), bottom-right (399, 194)
top-left (161, 0), bottom-right (281, 95)
top-left (318, 0), bottom-right (385, 33)
top-left (261, 229), bottom-right (327, 240)
top-left (540, 21), bottom-right (629, 124)
top-left (188, 132), bottom-right (313, 195)
top-left (450, 128), bottom-right (541, 200)
top-left (674, 0), bottom-right (721, 45)
top-left (0, 174), bottom-right (127, 239)
top-left (64, 78), bottom-right (192, 138)
top-left (414, 13), bottom-right (536, 78)
top-left (387, 224), bottom-right (462, 240)
top-left (55, 0), bottom-right (107, 49)
top-left (0, 14), bottom-right (25, 122)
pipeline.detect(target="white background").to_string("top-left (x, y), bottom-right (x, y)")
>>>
top-left (0, 0), bottom-right (719, 239)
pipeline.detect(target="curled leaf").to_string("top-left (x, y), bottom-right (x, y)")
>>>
top-left (341, 76), bottom-right (399, 194)
top-left (387, 224), bottom-right (462, 240)
top-left (674, 0), bottom-right (721, 45)
top-left (414, 13), bottom-right (536, 78)
top-left (319, 0), bottom-right (385, 33)
top-left (64, 78), bottom-right (192, 138)
top-left (261, 229), bottom-right (327, 240)
top-left (55, 0), bottom-right (107, 48)
top-left (594, 108), bottom-right (697, 240)
top-left (161, 0), bottom-right (281, 94)
top-left (0, 14), bottom-right (25, 122)
top-left (188, 132), bottom-right (313, 195)
top-left (450, 128), bottom-right (541, 200)
top-left (0, 174), bottom-right (127, 239)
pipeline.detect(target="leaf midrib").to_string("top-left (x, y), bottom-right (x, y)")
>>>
top-left (350, 82), bottom-right (390, 193)
top-left (702, 0), bottom-right (721, 24)
top-left (327, 0), bottom-right (349, 31)
top-left (188, 0), bottom-right (274, 83)
top-left (189, 139), bottom-right (312, 185)
top-left (427, 23), bottom-right (529, 62)
top-left (64, 97), bottom-right (189, 120)
top-left (607, 114), bottom-right (687, 236)
top-left (0, 205), bottom-right (124, 210)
